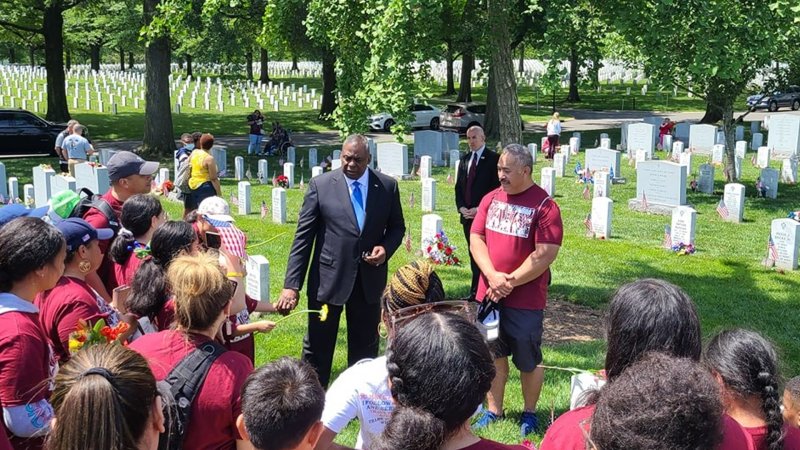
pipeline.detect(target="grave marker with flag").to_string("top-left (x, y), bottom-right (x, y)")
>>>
top-left (716, 198), bottom-right (729, 220)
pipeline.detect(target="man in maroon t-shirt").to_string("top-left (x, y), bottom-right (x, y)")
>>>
top-left (470, 143), bottom-right (563, 436)
top-left (83, 151), bottom-right (159, 300)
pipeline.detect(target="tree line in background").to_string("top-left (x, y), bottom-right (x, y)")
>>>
top-left (1, 0), bottom-right (799, 182)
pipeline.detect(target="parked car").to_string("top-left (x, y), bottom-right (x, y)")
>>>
top-left (439, 102), bottom-right (486, 133)
top-left (369, 104), bottom-right (441, 132)
top-left (0, 109), bottom-right (66, 156)
top-left (746, 86), bottom-right (800, 112)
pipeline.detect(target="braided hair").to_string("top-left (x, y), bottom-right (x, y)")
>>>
top-left (704, 329), bottom-right (785, 450)
top-left (381, 260), bottom-right (445, 314)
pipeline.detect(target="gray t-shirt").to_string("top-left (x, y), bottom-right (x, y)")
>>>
top-left (62, 134), bottom-right (91, 159)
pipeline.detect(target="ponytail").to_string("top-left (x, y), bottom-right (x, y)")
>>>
top-left (758, 371), bottom-right (784, 450)
top-left (108, 228), bottom-right (136, 265)
top-left (109, 195), bottom-right (162, 265)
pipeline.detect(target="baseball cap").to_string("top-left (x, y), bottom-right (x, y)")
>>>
top-left (198, 196), bottom-right (234, 222)
top-left (56, 217), bottom-right (114, 252)
top-left (47, 191), bottom-right (80, 223)
top-left (0, 204), bottom-right (48, 228)
top-left (107, 151), bottom-right (160, 181)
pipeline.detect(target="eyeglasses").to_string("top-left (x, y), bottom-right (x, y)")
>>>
top-left (388, 301), bottom-right (476, 331)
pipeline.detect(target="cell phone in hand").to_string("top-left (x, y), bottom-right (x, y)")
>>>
top-left (206, 231), bottom-right (222, 249)
top-left (112, 285), bottom-right (131, 314)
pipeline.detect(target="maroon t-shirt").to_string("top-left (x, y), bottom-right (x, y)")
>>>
top-left (35, 276), bottom-right (114, 363)
top-left (471, 185), bottom-right (563, 310)
top-left (460, 439), bottom-right (528, 449)
top-left (112, 254), bottom-right (142, 290)
top-left (129, 330), bottom-right (253, 450)
top-left (744, 424), bottom-right (800, 450)
top-left (539, 404), bottom-right (752, 450)
top-left (0, 299), bottom-right (56, 450)
top-left (221, 296), bottom-right (260, 363)
top-left (84, 190), bottom-right (124, 291)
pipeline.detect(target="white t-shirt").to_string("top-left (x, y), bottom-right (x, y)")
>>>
top-left (546, 119), bottom-right (561, 136)
top-left (322, 356), bottom-right (393, 449)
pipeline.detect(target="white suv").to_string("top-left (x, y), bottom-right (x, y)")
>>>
top-left (369, 104), bottom-right (441, 132)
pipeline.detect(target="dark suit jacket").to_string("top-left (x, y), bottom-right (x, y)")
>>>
top-left (284, 168), bottom-right (405, 305)
top-left (455, 147), bottom-right (500, 223)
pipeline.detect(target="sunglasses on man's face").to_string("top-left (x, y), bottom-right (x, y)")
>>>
top-left (388, 301), bottom-right (476, 331)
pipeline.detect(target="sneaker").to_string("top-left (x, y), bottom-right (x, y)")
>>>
top-left (472, 409), bottom-right (502, 430)
top-left (520, 411), bottom-right (539, 436)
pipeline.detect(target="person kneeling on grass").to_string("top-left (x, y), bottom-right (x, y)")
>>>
top-left (238, 357), bottom-right (326, 450)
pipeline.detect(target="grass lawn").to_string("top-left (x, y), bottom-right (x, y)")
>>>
top-left (3, 125), bottom-right (799, 446)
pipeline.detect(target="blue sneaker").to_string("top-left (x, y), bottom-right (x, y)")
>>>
top-left (520, 411), bottom-right (539, 436)
top-left (472, 409), bottom-right (502, 430)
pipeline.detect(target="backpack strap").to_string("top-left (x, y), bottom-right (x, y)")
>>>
top-left (160, 340), bottom-right (227, 450)
top-left (91, 198), bottom-right (120, 233)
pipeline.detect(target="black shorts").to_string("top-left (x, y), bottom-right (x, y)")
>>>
top-left (489, 306), bottom-right (544, 372)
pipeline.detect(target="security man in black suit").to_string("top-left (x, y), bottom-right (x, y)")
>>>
top-left (455, 125), bottom-right (500, 300)
top-left (277, 134), bottom-right (405, 386)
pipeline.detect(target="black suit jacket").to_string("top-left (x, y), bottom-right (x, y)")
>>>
top-left (284, 168), bottom-right (405, 305)
top-left (455, 147), bottom-right (501, 223)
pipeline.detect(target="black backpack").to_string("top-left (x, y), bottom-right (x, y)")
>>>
top-left (158, 340), bottom-right (227, 450)
top-left (71, 188), bottom-right (120, 235)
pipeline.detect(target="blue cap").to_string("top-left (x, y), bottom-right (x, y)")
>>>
top-left (55, 218), bottom-right (114, 252)
top-left (0, 204), bottom-right (49, 228)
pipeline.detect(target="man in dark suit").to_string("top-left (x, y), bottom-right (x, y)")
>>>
top-left (277, 134), bottom-right (405, 386)
top-left (455, 125), bottom-right (500, 300)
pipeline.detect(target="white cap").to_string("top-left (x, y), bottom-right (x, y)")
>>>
top-left (198, 196), bottom-right (234, 222)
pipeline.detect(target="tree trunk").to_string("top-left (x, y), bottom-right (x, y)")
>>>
top-left (456, 50), bottom-right (473, 102)
top-left (119, 47), bottom-right (125, 71)
top-left (700, 87), bottom-right (724, 124)
top-left (186, 55), bottom-right (193, 78)
top-left (485, 69), bottom-right (499, 138)
top-left (485, 0), bottom-right (522, 146)
top-left (444, 43), bottom-right (456, 96)
top-left (320, 48), bottom-right (337, 117)
top-left (9, 48), bottom-right (15, 64)
top-left (128, 52), bottom-right (134, 69)
top-left (722, 101), bottom-right (736, 182)
top-left (259, 47), bottom-right (270, 84)
top-left (518, 44), bottom-right (524, 73)
top-left (566, 47), bottom-right (581, 102)
top-left (245, 50), bottom-right (253, 80)
top-left (43, 6), bottom-right (70, 122)
top-left (291, 54), bottom-right (299, 72)
top-left (142, 0), bottom-right (175, 157)
top-left (28, 47), bottom-right (35, 67)
top-left (89, 44), bottom-right (101, 71)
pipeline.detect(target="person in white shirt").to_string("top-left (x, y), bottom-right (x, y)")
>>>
top-left (315, 261), bottom-right (474, 450)
top-left (545, 112), bottom-right (561, 159)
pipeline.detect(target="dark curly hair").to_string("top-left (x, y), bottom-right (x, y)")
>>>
top-left (704, 329), bottom-right (785, 450)
top-left (590, 352), bottom-right (724, 450)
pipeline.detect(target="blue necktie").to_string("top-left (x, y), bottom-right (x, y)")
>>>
top-left (351, 181), bottom-right (365, 231)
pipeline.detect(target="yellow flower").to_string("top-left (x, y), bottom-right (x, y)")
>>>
top-left (68, 338), bottom-right (83, 355)
top-left (319, 305), bottom-right (329, 322)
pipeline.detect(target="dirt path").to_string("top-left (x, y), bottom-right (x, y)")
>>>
top-left (542, 299), bottom-right (604, 345)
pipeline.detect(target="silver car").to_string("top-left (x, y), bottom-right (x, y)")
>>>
top-left (439, 102), bottom-right (486, 133)
top-left (746, 86), bottom-right (800, 112)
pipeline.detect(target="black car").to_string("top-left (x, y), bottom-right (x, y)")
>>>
top-left (746, 86), bottom-right (800, 112)
top-left (0, 109), bottom-right (66, 156)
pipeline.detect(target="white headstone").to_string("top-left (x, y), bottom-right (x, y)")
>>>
top-left (672, 141), bottom-right (685, 157)
top-left (238, 181), bottom-right (252, 216)
top-left (723, 183), bottom-right (745, 223)
top-left (679, 152), bottom-right (693, 173)
top-left (585, 148), bottom-right (621, 176)
top-left (287, 146), bottom-right (296, 165)
top-left (283, 163), bottom-right (295, 188)
top-left (712, 145), bottom-right (725, 165)
top-left (258, 159), bottom-right (269, 184)
top-left (450, 150), bottom-right (461, 168)
top-left (74, 163), bottom-right (110, 194)
top-left (593, 171), bottom-right (611, 198)
top-left (782, 158), bottom-right (798, 184)
top-left (376, 143), bottom-right (409, 177)
top-left (212, 146), bottom-right (227, 176)
top-left (235, 156), bottom-right (245, 181)
top-left (689, 124), bottom-right (717, 154)
top-left (757, 147), bottom-right (771, 169)
top-left (627, 123), bottom-right (656, 159)
top-left (766, 115), bottom-right (800, 157)
top-left (245, 255), bottom-right (270, 301)
top-left (635, 149), bottom-right (649, 165)
top-left (420, 156), bottom-right (432, 179)
top-left (24, 184), bottom-right (34, 206)
top-left (600, 137), bottom-right (611, 149)
top-left (33, 165), bottom-right (55, 207)
top-left (553, 153), bottom-right (566, 177)
top-left (636, 161), bottom-right (687, 207)
top-left (308, 148), bottom-right (318, 168)
top-left (761, 168), bottom-right (779, 199)
top-left (771, 218), bottom-right (800, 270)
top-left (331, 159), bottom-right (342, 170)
top-left (311, 166), bottom-right (323, 178)
top-left (51, 174), bottom-right (77, 194)
top-left (751, 121), bottom-right (761, 134)
top-left (735, 156), bottom-right (743, 180)
top-left (662, 134), bottom-right (673, 153)
top-left (735, 141), bottom-right (747, 159)
top-left (422, 178), bottom-right (437, 212)
top-left (670, 206), bottom-right (697, 245)
top-left (674, 123), bottom-right (690, 143)
top-left (540, 168), bottom-right (556, 197)
top-left (420, 214), bottom-right (443, 252)
top-left (569, 137), bottom-right (580, 155)
top-left (271, 187), bottom-right (286, 224)
top-left (367, 139), bottom-right (377, 168)
top-left (7, 177), bottom-right (18, 201)
top-left (752, 132), bottom-right (764, 150)
top-left (591, 197), bottom-right (613, 239)
top-left (735, 125), bottom-right (744, 141)
top-left (697, 164), bottom-right (715, 194)
top-left (715, 130), bottom-right (726, 145)
top-left (414, 130), bottom-right (444, 165)
top-left (0, 163), bottom-right (6, 199)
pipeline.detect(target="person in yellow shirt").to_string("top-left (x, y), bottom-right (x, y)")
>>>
top-left (187, 134), bottom-right (222, 211)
